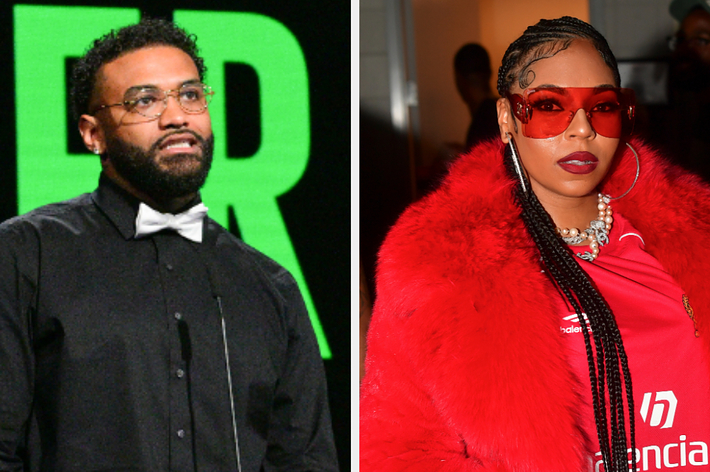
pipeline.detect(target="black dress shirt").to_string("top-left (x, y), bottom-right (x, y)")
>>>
top-left (0, 176), bottom-right (338, 472)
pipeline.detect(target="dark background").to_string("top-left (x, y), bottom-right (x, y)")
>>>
top-left (1, 0), bottom-right (351, 469)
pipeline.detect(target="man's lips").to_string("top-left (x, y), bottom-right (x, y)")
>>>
top-left (557, 151), bottom-right (599, 175)
top-left (156, 132), bottom-right (201, 153)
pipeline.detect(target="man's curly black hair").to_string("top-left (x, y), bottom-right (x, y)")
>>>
top-left (70, 18), bottom-right (206, 120)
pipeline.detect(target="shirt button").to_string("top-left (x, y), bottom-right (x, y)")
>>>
top-left (166, 263), bottom-right (174, 271)
top-left (177, 429), bottom-right (185, 439)
top-left (174, 312), bottom-right (182, 320)
top-left (176, 369), bottom-right (185, 378)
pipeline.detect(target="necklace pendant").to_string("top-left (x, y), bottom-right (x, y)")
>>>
top-left (589, 219), bottom-right (609, 246)
top-left (577, 251), bottom-right (596, 262)
top-left (556, 193), bottom-right (613, 262)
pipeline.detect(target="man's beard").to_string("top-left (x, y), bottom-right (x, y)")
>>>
top-left (104, 130), bottom-right (214, 201)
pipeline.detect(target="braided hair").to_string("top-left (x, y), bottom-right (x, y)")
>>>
top-left (498, 17), bottom-right (635, 471)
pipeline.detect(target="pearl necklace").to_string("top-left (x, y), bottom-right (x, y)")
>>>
top-left (555, 194), bottom-right (613, 262)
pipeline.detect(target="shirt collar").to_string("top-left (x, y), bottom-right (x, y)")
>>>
top-left (91, 173), bottom-right (204, 241)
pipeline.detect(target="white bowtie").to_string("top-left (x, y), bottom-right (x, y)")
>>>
top-left (134, 202), bottom-right (208, 243)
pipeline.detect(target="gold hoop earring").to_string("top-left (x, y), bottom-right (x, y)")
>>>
top-left (608, 142), bottom-right (640, 200)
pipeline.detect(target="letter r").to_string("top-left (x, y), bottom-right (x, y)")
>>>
top-left (173, 10), bottom-right (330, 357)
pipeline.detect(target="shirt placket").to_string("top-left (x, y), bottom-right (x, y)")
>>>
top-left (154, 235), bottom-right (195, 471)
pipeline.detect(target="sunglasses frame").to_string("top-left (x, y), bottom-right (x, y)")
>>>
top-left (506, 87), bottom-right (636, 139)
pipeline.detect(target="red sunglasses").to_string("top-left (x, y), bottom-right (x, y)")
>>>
top-left (506, 87), bottom-right (636, 139)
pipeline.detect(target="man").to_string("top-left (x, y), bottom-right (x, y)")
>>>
top-left (0, 18), bottom-right (337, 471)
top-left (669, 0), bottom-right (710, 90)
top-left (420, 43), bottom-right (500, 195)
top-left (453, 43), bottom-right (499, 151)
top-left (641, 0), bottom-right (710, 181)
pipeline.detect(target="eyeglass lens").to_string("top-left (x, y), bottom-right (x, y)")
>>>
top-left (125, 84), bottom-right (213, 117)
top-left (509, 87), bottom-right (635, 139)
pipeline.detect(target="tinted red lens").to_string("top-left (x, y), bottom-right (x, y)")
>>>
top-left (507, 87), bottom-right (636, 139)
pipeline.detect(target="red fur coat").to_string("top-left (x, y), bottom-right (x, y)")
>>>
top-left (360, 139), bottom-right (710, 471)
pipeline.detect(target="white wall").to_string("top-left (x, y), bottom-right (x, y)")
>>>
top-left (591, 0), bottom-right (677, 60)
top-left (360, 0), bottom-right (391, 120)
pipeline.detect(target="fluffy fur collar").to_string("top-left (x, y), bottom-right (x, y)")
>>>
top-left (361, 139), bottom-right (710, 471)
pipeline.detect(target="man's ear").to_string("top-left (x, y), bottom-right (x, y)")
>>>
top-left (496, 97), bottom-right (514, 143)
top-left (78, 114), bottom-right (105, 155)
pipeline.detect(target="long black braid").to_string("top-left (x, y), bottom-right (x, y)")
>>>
top-left (499, 17), bottom-right (635, 471)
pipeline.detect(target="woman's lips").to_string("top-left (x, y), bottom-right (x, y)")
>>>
top-left (557, 151), bottom-right (599, 175)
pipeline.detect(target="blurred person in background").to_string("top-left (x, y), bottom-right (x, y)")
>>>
top-left (454, 43), bottom-right (500, 151)
top-left (642, 0), bottom-right (710, 181)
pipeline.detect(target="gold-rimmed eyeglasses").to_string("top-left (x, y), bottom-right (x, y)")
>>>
top-left (92, 83), bottom-right (214, 117)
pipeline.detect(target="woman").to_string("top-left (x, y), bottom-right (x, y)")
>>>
top-left (360, 16), bottom-right (710, 471)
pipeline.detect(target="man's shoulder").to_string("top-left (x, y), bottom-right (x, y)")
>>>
top-left (205, 218), bottom-right (296, 290)
top-left (0, 193), bottom-right (95, 238)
